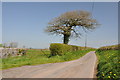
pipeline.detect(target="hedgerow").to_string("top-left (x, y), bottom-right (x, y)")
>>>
top-left (97, 44), bottom-right (120, 52)
top-left (49, 43), bottom-right (95, 56)
top-left (49, 43), bottom-right (72, 56)
top-left (96, 44), bottom-right (120, 79)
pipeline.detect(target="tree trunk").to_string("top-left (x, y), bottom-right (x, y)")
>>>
top-left (63, 34), bottom-right (70, 44)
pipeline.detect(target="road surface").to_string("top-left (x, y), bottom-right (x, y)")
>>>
top-left (1, 51), bottom-right (97, 78)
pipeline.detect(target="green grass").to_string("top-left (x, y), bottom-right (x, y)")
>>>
top-left (96, 50), bottom-right (120, 79)
top-left (0, 44), bottom-right (2, 47)
top-left (1, 49), bottom-right (94, 69)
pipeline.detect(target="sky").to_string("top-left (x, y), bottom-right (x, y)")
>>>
top-left (2, 2), bottom-right (118, 49)
top-left (0, 1), bottom-right (2, 43)
top-left (1, 0), bottom-right (119, 2)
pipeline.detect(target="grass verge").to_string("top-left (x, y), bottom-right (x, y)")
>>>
top-left (1, 49), bottom-right (94, 69)
top-left (96, 50), bottom-right (120, 79)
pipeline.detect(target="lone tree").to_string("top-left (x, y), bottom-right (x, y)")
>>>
top-left (10, 42), bottom-right (18, 48)
top-left (46, 10), bottom-right (99, 44)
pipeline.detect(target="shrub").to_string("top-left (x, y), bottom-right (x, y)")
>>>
top-left (0, 44), bottom-right (2, 47)
top-left (18, 49), bottom-right (27, 56)
top-left (96, 44), bottom-right (120, 52)
top-left (96, 44), bottom-right (120, 79)
top-left (96, 50), bottom-right (120, 79)
top-left (50, 43), bottom-right (72, 56)
top-left (49, 43), bottom-right (95, 56)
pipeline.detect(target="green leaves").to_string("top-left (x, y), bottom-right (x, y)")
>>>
top-left (96, 50), bottom-right (119, 79)
top-left (0, 44), bottom-right (2, 47)
top-left (49, 43), bottom-right (95, 56)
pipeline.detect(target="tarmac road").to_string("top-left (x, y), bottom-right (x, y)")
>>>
top-left (2, 51), bottom-right (97, 78)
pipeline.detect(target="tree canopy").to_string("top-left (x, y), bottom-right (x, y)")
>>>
top-left (46, 10), bottom-right (99, 44)
top-left (0, 44), bottom-right (2, 47)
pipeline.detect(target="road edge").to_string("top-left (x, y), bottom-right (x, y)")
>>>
top-left (93, 51), bottom-right (98, 79)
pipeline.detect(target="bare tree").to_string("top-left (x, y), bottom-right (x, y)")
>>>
top-left (3, 43), bottom-right (8, 48)
top-left (46, 10), bottom-right (99, 44)
top-left (9, 42), bottom-right (18, 48)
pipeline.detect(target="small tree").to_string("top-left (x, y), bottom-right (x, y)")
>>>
top-left (46, 10), bottom-right (99, 44)
top-left (9, 42), bottom-right (18, 48)
top-left (0, 44), bottom-right (2, 47)
top-left (3, 43), bottom-right (8, 48)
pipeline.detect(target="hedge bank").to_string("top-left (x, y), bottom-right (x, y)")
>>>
top-left (49, 43), bottom-right (94, 56)
top-left (96, 44), bottom-right (120, 52)
top-left (95, 44), bottom-right (120, 79)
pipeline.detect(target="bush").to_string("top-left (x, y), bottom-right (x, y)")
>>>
top-left (0, 44), bottom-right (2, 47)
top-left (50, 43), bottom-right (72, 56)
top-left (96, 44), bottom-right (120, 79)
top-left (96, 44), bottom-right (120, 52)
top-left (70, 45), bottom-right (78, 51)
top-left (49, 43), bottom-right (95, 56)
top-left (96, 50), bottom-right (120, 79)
top-left (18, 49), bottom-right (27, 56)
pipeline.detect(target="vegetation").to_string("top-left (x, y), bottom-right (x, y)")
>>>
top-left (0, 44), bottom-right (2, 47)
top-left (2, 42), bottom-right (18, 48)
top-left (18, 49), bottom-right (27, 56)
top-left (46, 10), bottom-right (99, 44)
top-left (97, 44), bottom-right (119, 52)
top-left (2, 49), bottom-right (94, 69)
top-left (50, 43), bottom-right (72, 56)
top-left (96, 45), bottom-right (120, 79)
top-left (50, 43), bottom-right (95, 56)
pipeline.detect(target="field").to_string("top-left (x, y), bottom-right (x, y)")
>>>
top-left (96, 46), bottom-right (120, 79)
top-left (1, 49), bottom-right (94, 69)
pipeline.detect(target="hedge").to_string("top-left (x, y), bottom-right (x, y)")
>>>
top-left (50, 43), bottom-right (72, 56)
top-left (96, 44), bottom-right (120, 52)
top-left (49, 43), bottom-right (94, 56)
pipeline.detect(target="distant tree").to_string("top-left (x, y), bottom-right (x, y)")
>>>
top-left (23, 45), bottom-right (26, 48)
top-left (29, 47), bottom-right (32, 49)
top-left (46, 10), bottom-right (99, 44)
top-left (9, 42), bottom-right (18, 48)
top-left (3, 43), bottom-right (8, 48)
top-left (0, 44), bottom-right (2, 47)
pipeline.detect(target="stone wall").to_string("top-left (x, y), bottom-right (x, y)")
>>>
top-left (0, 48), bottom-right (26, 58)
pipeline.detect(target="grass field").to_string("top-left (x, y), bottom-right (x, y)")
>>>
top-left (96, 50), bottom-right (120, 79)
top-left (1, 49), bottom-right (94, 69)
